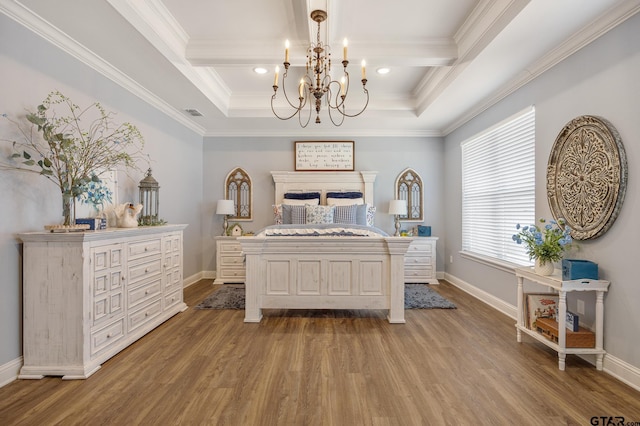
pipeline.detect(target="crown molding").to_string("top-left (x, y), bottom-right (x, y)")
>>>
top-left (0, 0), bottom-right (207, 136)
top-left (442, 0), bottom-right (640, 136)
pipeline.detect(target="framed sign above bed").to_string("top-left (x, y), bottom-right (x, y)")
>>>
top-left (294, 141), bottom-right (354, 171)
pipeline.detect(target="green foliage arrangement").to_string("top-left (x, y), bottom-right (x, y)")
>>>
top-left (1, 91), bottom-right (146, 225)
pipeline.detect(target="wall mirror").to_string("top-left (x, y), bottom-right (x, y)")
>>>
top-left (225, 167), bottom-right (252, 220)
top-left (395, 168), bottom-right (423, 221)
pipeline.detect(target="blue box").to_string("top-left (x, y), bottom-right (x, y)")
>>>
top-left (75, 218), bottom-right (106, 230)
top-left (417, 225), bottom-right (431, 237)
top-left (562, 259), bottom-right (598, 280)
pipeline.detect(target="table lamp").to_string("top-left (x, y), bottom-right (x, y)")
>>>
top-left (216, 199), bottom-right (235, 236)
top-left (388, 199), bottom-right (407, 237)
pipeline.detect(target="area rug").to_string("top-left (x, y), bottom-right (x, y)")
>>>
top-left (195, 284), bottom-right (456, 310)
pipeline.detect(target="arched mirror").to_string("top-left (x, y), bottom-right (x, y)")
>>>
top-left (395, 168), bottom-right (423, 221)
top-left (225, 167), bottom-right (252, 220)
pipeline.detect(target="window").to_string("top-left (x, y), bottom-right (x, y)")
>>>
top-left (395, 168), bottom-right (423, 221)
top-left (225, 167), bottom-right (252, 220)
top-left (461, 107), bottom-right (535, 266)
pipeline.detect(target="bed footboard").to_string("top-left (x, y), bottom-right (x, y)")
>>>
top-left (238, 236), bottom-right (411, 323)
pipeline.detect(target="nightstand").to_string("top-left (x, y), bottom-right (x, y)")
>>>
top-left (214, 236), bottom-right (245, 284)
top-left (404, 237), bottom-right (438, 284)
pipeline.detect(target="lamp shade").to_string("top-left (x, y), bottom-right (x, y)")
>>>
top-left (388, 199), bottom-right (407, 215)
top-left (216, 199), bottom-right (235, 215)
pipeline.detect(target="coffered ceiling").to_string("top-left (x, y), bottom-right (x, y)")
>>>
top-left (2, 0), bottom-right (638, 137)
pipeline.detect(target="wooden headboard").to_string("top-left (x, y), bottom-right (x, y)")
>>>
top-left (271, 171), bottom-right (377, 205)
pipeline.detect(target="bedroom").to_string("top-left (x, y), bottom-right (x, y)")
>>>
top-left (1, 0), bottom-right (639, 423)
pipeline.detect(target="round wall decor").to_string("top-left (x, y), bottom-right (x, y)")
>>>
top-left (547, 115), bottom-right (627, 240)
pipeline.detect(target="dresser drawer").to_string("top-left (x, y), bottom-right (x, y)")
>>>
top-left (164, 289), bottom-right (182, 310)
top-left (91, 318), bottom-right (125, 356)
top-left (218, 268), bottom-right (246, 279)
top-left (128, 277), bottom-right (162, 309)
top-left (407, 241), bottom-right (433, 254)
top-left (405, 265), bottom-right (434, 280)
top-left (404, 256), bottom-right (432, 266)
top-left (219, 241), bottom-right (242, 253)
top-left (128, 299), bottom-right (162, 333)
top-left (220, 256), bottom-right (244, 266)
top-left (128, 258), bottom-right (163, 285)
top-left (128, 238), bottom-right (162, 260)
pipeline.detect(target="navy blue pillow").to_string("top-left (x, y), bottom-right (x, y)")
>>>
top-left (326, 191), bottom-right (363, 199)
top-left (284, 192), bottom-right (321, 200)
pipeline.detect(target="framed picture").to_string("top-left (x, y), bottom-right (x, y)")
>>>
top-left (294, 141), bottom-right (354, 171)
top-left (525, 293), bottom-right (558, 329)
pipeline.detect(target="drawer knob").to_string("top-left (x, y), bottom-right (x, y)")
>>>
top-left (145, 247), bottom-right (148, 252)
top-left (106, 333), bottom-right (112, 338)
top-left (145, 312), bottom-right (150, 317)
top-left (145, 290), bottom-right (150, 294)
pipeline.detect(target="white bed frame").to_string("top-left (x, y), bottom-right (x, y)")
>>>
top-left (238, 171), bottom-right (412, 323)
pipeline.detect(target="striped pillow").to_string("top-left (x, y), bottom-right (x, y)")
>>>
top-left (290, 205), bottom-right (307, 224)
top-left (333, 204), bottom-right (358, 224)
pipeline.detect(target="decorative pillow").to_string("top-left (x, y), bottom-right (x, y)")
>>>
top-left (327, 197), bottom-right (364, 206)
top-left (284, 192), bottom-right (321, 200)
top-left (326, 191), bottom-right (363, 199)
top-left (282, 204), bottom-right (308, 224)
top-left (281, 198), bottom-right (320, 206)
top-left (333, 204), bottom-right (358, 224)
top-left (273, 204), bottom-right (283, 225)
top-left (356, 203), bottom-right (376, 227)
top-left (305, 204), bottom-right (335, 224)
top-left (290, 205), bottom-right (307, 224)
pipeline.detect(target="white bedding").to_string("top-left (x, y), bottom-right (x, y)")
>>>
top-left (254, 223), bottom-right (389, 238)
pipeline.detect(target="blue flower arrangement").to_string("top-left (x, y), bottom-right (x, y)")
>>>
top-left (76, 175), bottom-right (112, 213)
top-left (512, 218), bottom-right (573, 265)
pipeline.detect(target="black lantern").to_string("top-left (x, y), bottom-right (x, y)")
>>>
top-left (138, 168), bottom-right (160, 225)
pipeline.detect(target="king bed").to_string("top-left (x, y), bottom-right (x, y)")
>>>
top-left (237, 171), bottom-right (412, 323)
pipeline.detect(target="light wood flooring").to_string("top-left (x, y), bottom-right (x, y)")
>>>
top-left (1, 279), bottom-right (640, 425)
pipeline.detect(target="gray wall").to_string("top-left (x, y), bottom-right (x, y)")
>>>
top-left (0, 14), bottom-right (203, 367)
top-left (202, 137), bottom-right (444, 273)
top-left (444, 13), bottom-right (640, 369)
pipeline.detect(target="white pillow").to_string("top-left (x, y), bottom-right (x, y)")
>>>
top-left (281, 198), bottom-right (320, 206)
top-left (327, 197), bottom-right (364, 206)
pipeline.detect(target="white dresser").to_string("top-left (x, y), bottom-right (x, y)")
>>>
top-left (18, 225), bottom-right (187, 380)
top-left (214, 236), bottom-right (245, 284)
top-left (404, 237), bottom-right (438, 284)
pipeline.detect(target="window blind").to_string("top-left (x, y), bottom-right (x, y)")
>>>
top-left (461, 106), bottom-right (535, 266)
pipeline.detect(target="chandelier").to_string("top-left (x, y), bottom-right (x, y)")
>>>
top-left (271, 9), bottom-right (369, 127)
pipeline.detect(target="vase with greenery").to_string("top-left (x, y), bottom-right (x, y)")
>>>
top-left (1, 91), bottom-right (146, 226)
top-left (512, 218), bottom-right (573, 274)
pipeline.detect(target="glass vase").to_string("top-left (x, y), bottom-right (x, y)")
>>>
top-left (62, 194), bottom-right (75, 226)
top-left (534, 258), bottom-right (554, 276)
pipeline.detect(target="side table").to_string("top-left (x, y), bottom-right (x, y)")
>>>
top-left (514, 267), bottom-right (609, 371)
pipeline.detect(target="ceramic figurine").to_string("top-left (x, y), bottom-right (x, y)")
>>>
top-left (113, 203), bottom-right (143, 228)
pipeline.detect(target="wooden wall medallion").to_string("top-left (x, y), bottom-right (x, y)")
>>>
top-left (547, 115), bottom-right (627, 240)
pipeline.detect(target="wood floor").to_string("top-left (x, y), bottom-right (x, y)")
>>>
top-left (1, 280), bottom-right (640, 425)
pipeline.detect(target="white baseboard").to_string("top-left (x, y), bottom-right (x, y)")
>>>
top-left (443, 272), bottom-right (516, 319)
top-left (443, 272), bottom-right (640, 392)
top-left (0, 357), bottom-right (22, 388)
top-left (183, 271), bottom-right (216, 288)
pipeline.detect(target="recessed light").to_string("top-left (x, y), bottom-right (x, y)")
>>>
top-left (376, 67), bottom-right (390, 75)
top-left (253, 67), bottom-right (268, 74)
